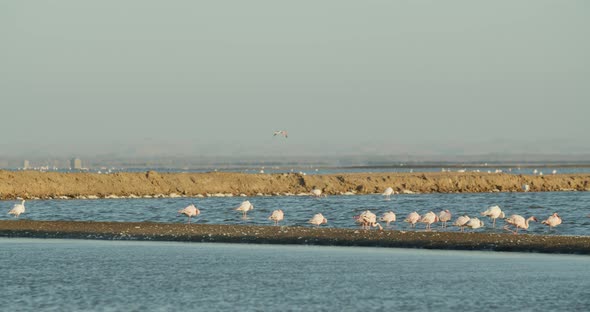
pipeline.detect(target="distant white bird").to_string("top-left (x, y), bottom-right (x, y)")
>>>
top-left (8, 200), bottom-right (26, 218)
top-left (235, 200), bottom-right (254, 219)
top-left (504, 214), bottom-right (537, 235)
top-left (533, 169), bottom-right (538, 174)
top-left (539, 172), bottom-right (543, 176)
top-left (309, 213), bottom-right (327, 227)
top-left (419, 211), bottom-right (439, 231)
top-left (380, 211), bottom-right (397, 227)
top-left (354, 210), bottom-right (383, 230)
top-left (552, 169), bottom-right (557, 175)
top-left (541, 212), bottom-right (562, 229)
top-left (438, 210), bottom-right (452, 228)
top-left (453, 215), bottom-right (471, 232)
top-left (268, 209), bottom-right (284, 226)
top-left (310, 188), bottom-right (324, 198)
top-left (273, 130), bottom-right (288, 138)
top-left (522, 184), bottom-right (530, 192)
top-left (382, 187), bottom-right (394, 200)
top-left (404, 211), bottom-right (421, 228)
top-left (466, 217), bottom-right (484, 231)
top-left (480, 205), bottom-right (505, 228)
top-left (178, 204), bottom-right (200, 224)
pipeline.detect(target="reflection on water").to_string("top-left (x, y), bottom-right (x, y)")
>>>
top-left (2, 191), bottom-right (590, 236)
top-left (1, 239), bottom-right (588, 311)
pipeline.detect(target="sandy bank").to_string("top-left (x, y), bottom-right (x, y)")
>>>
top-left (0, 170), bottom-right (589, 200)
top-left (1, 220), bottom-right (588, 254)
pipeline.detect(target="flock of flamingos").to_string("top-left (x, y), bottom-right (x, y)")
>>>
top-left (6, 186), bottom-right (566, 235)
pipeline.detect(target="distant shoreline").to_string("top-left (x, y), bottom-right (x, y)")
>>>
top-left (1, 171), bottom-right (589, 200)
top-left (1, 220), bottom-right (589, 254)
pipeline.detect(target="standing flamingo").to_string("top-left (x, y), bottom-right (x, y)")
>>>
top-left (504, 215), bottom-right (538, 234)
top-left (8, 200), bottom-right (26, 218)
top-left (380, 211), bottom-right (396, 227)
top-left (453, 215), bottom-right (471, 232)
top-left (268, 209), bottom-right (284, 226)
top-left (178, 204), bottom-right (200, 224)
top-left (382, 187), bottom-right (394, 200)
top-left (466, 217), bottom-right (484, 231)
top-left (354, 210), bottom-right (383, 230)
top-left (235, 200), bottom-right (254, 219)
top-left (419, 211), bottom-right (439, 231)
top-left (480, 205), bottom-right (505, 228)
top-left (404, 211), bottom-right (421, 228)
top-left (541, 213), bottom-right (562, 230)
top-left (309, 213), bottom-right (327, 227)
top-left (310, 188), bottom-right (324, 198)
top-left (438, 210), bottom-right (452, 228)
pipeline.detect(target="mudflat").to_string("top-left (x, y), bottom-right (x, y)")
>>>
top-left (0, 171), bottom-right (589, 200)
top-left (1, 220), bottom-right (589, 254)
top-left (0, 171), bottom-right (590, 199)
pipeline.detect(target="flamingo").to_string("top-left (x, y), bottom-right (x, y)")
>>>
top-left (404, 211), bottom-right (421, 228)
top-left (504, 215), bottom-right (538, 235)
top-left (419, 211), bottom-right (439, 231)
top-left (354, 210), bottom-right (383, 230)
top-left (235, 200), bottom-right (254, 219)
top-left (268, 209), bottom-right (284, 226)
top-left (541, 213), bottom-right (562, 229)
top-left (8, 200), bottom-right (26, 218)
top-left (438, 210), bottom-right (452, 228)
top-left (382, 187), bottom-right (394, 200)
top-left (273, 130), bottom-right (288, 138)
top-left (380, 211), bottom-right (396, 227)
top-left (177, 204), bottom-right (200, 224)
top-left (466, 217), bottom-right (484, 231)
top-left (309, 213), bottom-right (327, 227)
top-left (453, 215), bottom-right (471, 232)
top-left (480, 205), bottom-right (505, 228)
top-left (522, 184), bottom-right (530, 192)
top-left (310, 188), bottom-right (324, 198)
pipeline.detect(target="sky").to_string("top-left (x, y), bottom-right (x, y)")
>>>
top-left (1, 1), bottom-right (589, 158)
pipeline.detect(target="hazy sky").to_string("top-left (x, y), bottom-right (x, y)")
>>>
top-left (1, 1), bottom-right (589, 158)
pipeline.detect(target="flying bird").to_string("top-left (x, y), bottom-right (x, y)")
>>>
top-left (178, 204), bottom-right (200, 224)
top-left (268, 209), bottom-right (284, 226)
top-left (273, 130), bottom-right (288, 138)
top-left (235, 200), bottom-right (254, 219)
top-left (8, 200), bottom-right (26, 218)
top-left (541, 213), bottom-right (562, 229)
top-left (309, 213), bottom-right (327, 227)
top-left (480, 205), bottom-right (505, 228)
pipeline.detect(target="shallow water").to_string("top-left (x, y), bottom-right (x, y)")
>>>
top-left (2, 192), bottom-right (590, 236)
top-left (0, 238), bottom-right (588, 311)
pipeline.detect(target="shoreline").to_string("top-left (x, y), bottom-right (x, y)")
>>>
top-left (1, 170), bottom-right (589, 200)
top-left (1, 220), bottom-right (589, 254)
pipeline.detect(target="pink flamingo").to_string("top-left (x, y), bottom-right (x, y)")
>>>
top-left (309, 213), bottom-right (327, 227)
top-left (438, 210), bottom-right (452, 228)
top-left (419, 211), bottom-right (439, 231)
top-left (354, 210), bottom-right (383, 230)
top-left (404, 212), bottom-right (421, 228)
top-left (235, 200), bottom-right (254, 219)
top-left (480, 205), bottom-right (505, 228)
top-left (504, 215), bottom-right (538, 235)
top-left (178, 204), bottom-right (200, 224)
top-left (541, 213), bottom-right (562, 229)
top-left (380, 211), bottom-right (397, 227)
top-left (273, 130), bottom-right (288, 138)
top-left (453, 215), bottom-right (471, 232)
top-left (8, 200), bottom-right (26, 218)
top-left (268, 209), bottom-right (284, 226)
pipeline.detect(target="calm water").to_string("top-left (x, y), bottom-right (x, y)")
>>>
top-left (0, 238), bottom-right (588, 311)
top-left (2, 192), bottom-right (590, 236)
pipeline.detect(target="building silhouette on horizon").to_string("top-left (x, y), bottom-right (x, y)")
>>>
top-left (70, 158), bottom-right (82, 170)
